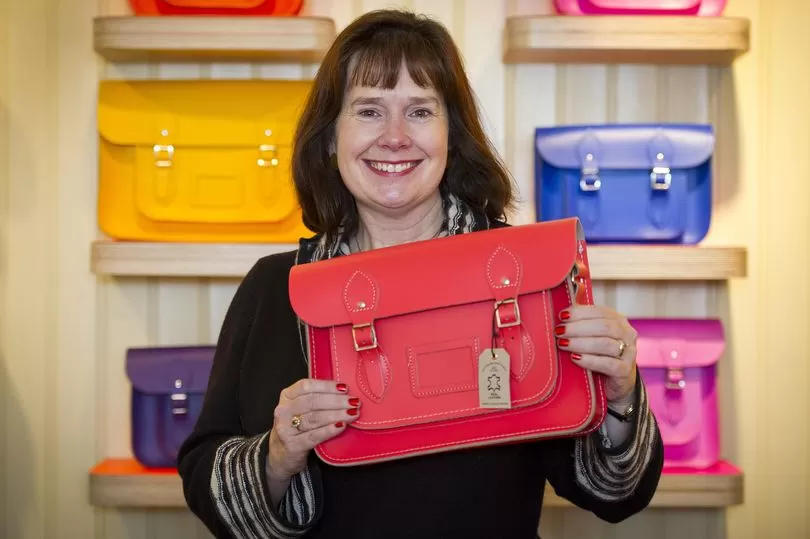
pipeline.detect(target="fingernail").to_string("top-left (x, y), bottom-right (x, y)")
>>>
top-left (554, 325), bottom-right (566, 335)
top-left (558, 338), bottom-right (570, 347)
top-left (336, 383), bottom-right (348, 393)
top-left (571, 353), bottom-right (582, 361)
top-left (559, 310), bottom-right (570, 321)
top-left (348, 397), bottom-right (360, 407)
top-left (335, 421), bottom-right (345, 428)
top-left (347, 408), bottom-right (359, 416)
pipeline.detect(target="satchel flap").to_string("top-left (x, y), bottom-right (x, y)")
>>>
top-left (589, 0), bottom-right (701, 10)
top-left (290, 218), bottom-right (583, 327)
top-left (535, 124), bottom-right (714, 170)
top-left (126, 345), bottom-right (215, 394)
top-left (164, 0), bottom-right (266, 7)
top-left (98, 80), bottom-right (312, 148)
top-left (632, 318), bottom-right (725, 369)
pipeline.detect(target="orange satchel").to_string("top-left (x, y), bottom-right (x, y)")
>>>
top-left (128, 0), bottom-right (303, 15)
top-left (97, 80), bottom-right (313, 243)
top-left (289, 218), bottom-right (607, 466)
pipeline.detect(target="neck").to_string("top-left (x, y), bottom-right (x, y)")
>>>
top-left (353, 193), bottom-right (444, 251)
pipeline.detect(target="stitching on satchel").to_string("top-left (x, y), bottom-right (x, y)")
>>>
top-left (406, 339), bottom-right (479, 397)
top-left (343, 270), bottom-right (377, 313)
top-left (485, 245), bottom-right (521, 289)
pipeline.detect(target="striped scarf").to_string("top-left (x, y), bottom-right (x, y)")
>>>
top-left (297, 193), bottom-right (489, 265)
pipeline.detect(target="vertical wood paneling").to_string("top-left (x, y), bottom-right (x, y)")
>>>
top-left (3, 0), bottom-right (57, 538)
top-left (757, 1), bottom-right (810, 537)
top-left (3, 0), bottom-right (810, 538)
top-left (54, 0), bottom-right (101, 534)
top-left (0, 0), bottom-right (9, 530)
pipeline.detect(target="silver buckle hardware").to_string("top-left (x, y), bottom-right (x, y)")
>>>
top-left (153, 144), bottom-right (174, 168)
top-left (650, 152), bottom-right (671, 190)
top-left (579, 152), bottom-right (601, 191)
top-left (494, 298), bottom-right (521, 328)
top-left (664, 350), bottom-right (685, 389)
top-left (352, 322), bottom-right (378, 352)
top-left (171, 379), bottom-right (188, 415)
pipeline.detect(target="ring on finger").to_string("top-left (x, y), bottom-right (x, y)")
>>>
top-left (291, 415), bottom-right (303, 432)
top-left (616, 339), bottom-right (627, 359)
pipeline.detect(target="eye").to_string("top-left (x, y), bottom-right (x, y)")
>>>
top-left (357, 108), bottom-right (381, 118)
top-left (410, 108), bottom-right (433, 118)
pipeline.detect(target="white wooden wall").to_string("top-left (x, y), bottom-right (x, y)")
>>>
top-left (2, 0), bottom-right (808, 538)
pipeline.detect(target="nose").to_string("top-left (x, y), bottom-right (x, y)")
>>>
top-left (377, 114), bottom-right (411, 151)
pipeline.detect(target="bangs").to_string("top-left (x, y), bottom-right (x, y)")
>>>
top-left (346, 28), bottom-right (445, 92)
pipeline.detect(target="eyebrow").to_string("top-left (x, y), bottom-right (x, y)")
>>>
top-left (349, 96), bottom-right (440, 107)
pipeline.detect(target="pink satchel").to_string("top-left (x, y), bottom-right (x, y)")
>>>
top-left (553, 0), bottom-right (727, 15)
top-left (631, 318), bottom-right (723, 469)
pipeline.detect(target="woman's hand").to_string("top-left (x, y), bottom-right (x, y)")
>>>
top-left (266, 379), bottom-right (360, 505)
top-left (554, 305), bottom-right (638, 405)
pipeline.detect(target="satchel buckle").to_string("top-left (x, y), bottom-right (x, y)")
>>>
top-left (153, 144), bottom-right (174, 168)
top-left (650, 166), bottom-right (671, 190)
top-left (579, 152), bottom-right (601, 191)
top-left (352, 322), bottom-right (378, 352)
top-left (171, 379), bottom-right (188, 415)
top-left (257, 144), bottom-right (278, 168)
top-left (494, 298), bottom-right (521, 328)
top-left (665, 367), bottom-right (686, 390)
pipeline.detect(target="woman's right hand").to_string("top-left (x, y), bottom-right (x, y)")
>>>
top-left (266, 379), bottom-right (360, 488)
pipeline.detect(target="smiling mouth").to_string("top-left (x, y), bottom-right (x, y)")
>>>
top-left (364, 160), bottom-right (421, 176)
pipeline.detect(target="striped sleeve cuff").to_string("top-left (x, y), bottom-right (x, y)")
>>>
top-left (572, 375), bottom-right (659, 502)
top-left (209, 433), bottom-right (318, 538)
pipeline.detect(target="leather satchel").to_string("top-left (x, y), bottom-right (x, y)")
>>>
top-left (553, 0), bottom-right (726, 15)
top-left (126, 345), bottom-right (215, 468)
top-left (631, 318), bottom-right (724, 469)
top-left (534, 123), bottom-right (715, 244)
top-left (129, 0), bottom-right (303, 15)
top-left (289, 218), bottom-right (607, 466)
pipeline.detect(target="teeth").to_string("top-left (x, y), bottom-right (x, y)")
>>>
top-left (370, 161), bottom-right (417, 173)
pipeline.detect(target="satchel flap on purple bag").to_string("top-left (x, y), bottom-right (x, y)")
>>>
top-left (535, 124), bottom-right (714, 170)
top-left (630, 318), bottom-right (724, 369)
top-left (126, 345), bottom-right (216, 395)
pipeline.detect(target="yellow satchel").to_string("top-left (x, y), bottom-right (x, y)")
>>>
top-left (97, 79), bottom-right (314, 243)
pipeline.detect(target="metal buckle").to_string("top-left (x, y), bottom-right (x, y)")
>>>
top-left (257, 144), bottom-right (278, 168)
top-left (171, 379), bottom-right (188, 415)
top-left (153, 144), bottom-right (174, 168)
top-left (650, 166), bottom-right (672, 190)
top-left (494, 298), bottom-right (521, 328)
top-left (579, 152), bottom-right (601, 191)
top-left (352, 322), bottom-right (378, 352)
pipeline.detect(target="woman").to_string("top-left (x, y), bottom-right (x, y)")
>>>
top-left (178, 9), bottom-right (663, 539)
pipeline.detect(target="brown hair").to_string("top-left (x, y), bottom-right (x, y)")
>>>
top-left (291, 9), bottom-right (516, 237)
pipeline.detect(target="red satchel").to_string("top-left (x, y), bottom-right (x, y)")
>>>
top-left (288, 217), bottom-right (606, 466)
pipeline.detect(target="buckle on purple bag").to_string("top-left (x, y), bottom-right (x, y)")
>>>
top-left (171, 379), bottom-right (189, 415)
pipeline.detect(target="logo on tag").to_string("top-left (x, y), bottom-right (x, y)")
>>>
top-left (478, 348), bottom-right (511, 409)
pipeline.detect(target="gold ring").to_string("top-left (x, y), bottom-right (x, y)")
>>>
top-left (617, 339), bottom-right (627, 358)
top-left (291, 415), bottom-right (302, 431)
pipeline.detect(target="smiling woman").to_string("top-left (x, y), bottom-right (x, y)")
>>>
top-left (176, 8), bottom-right (663, 539)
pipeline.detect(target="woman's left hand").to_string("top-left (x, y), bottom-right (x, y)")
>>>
top-left (555, 304), bottom-right (638, 405)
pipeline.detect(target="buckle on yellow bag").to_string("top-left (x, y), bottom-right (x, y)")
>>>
top-left (153, 144), bottom-right (174, 168)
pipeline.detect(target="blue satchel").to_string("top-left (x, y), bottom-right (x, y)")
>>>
top-left (534, 124), bottom-right (715, 244)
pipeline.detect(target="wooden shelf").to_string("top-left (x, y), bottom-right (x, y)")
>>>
top-left (88, 458), bottom-right (744, 509)
top-left (504, 15), bottom-right (750, 65)
top-left (93, 16), bottom-right (336, 63)
top-left (90, 240), bottom-right (747, 280)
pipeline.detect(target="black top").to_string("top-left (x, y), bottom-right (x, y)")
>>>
top-left (178, 246), bottom-right (664, 539)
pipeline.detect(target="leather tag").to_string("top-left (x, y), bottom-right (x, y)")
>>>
top-left (478, 348), bottom-right (512, 409)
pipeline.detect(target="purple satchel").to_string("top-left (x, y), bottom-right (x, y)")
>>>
top-left (631, 318), bottom-right (724, 469)
top-left (125, 345), bottom-right (215, 468)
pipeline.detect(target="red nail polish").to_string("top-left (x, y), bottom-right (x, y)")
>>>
top-left (335, 421), bottom-right (345, 428)
top-left (336, 383), bottom-right (348, 393)
top-left (347, 408), bottom-right (359, 416)
top-left (348, 397), bottom-right (360, 407)
top-left (558, 338), bottom-right (570, 347)
top-left (554, 325), bottom-right (566, 335)
top-left (571, 353), bottom-right (582, 361)
top-left (559, 310), bottom-right (571, 321)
